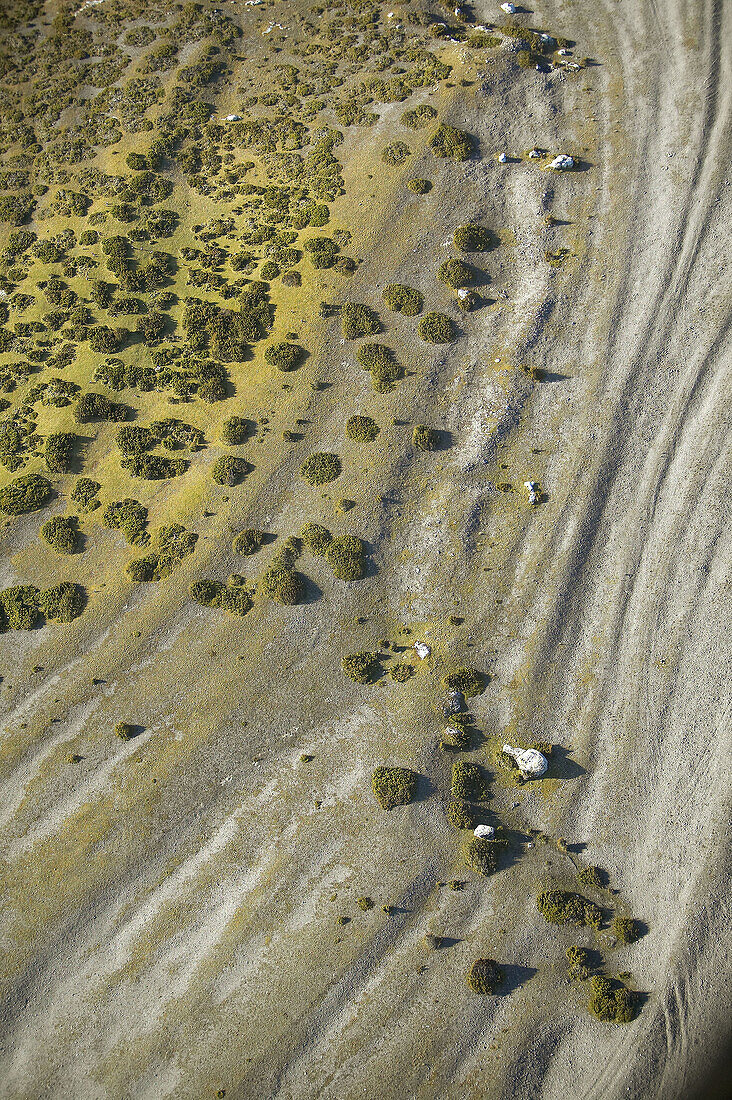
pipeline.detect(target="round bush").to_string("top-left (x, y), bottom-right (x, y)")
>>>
top-left (116, 425), bottom-right (153, 455)
top-left (221, 416), bottom-right (254, 445)
top-left (342, 651), bottom-right (380, 684)
top-left (389, 663), bottom-right (413, 682)
top-left (382, 141), bottom-right (411, 166)
top-left (346, 415), bottom-right (379, 443)
top-left (325, 535), bottom-right (366, 580)
top-left (438, 258), bottom-right (474, 288)
top-left (418, 312), bottom-right (454, 343)
top-left (300, 452), bottom-right (341, 486)
top-left (0, 473), bottom-right (52, 515)
top-left (260, 565), bottom-right (304, 605)
top-left (588, 976), bottom-right (635, 1023)
top-left (413, 425), bottom-right (439, 452)
top-left (464, 836), bottom-right (499, 876)
top-left (612, 917), bottom-right (641, 943)
top-left (382, 284), bottom-right (423, 315)
top-left (407, 178), bottom-right (431, 194)
top-left (442, 667), bottom-right (485, 697)
top-left (371, 766), bottom-right (417, 810)
top-left (454, 224), bottom-right (496, 252)
top-left (401, 104), bottom-right (437, 129)
top-left (40, 515), bottom-right (79, 554)
top-left (211, 455), bottom-right (251, 486)
top-left (447, 799), bottom-right (474, 829)
top-left (466, 958), bottom-right (503, 994)
top-left (232, 529), bottom-right (266, 556)
top-left (428, 124), bottom-right (474, 160)
top-left (300, 523), bottom-right (333, 555)
top-left (264, 341), bottom-right (305, 372)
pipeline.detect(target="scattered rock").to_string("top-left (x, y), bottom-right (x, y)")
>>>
top-left (474, 824), bottom-right (495, 839)
top-left (549, 154), bottom-right (575, 170)
top-left (414, 641), bottom-right (431, 660)
top-left (502, 743), bottom-right (549, 778)
top-left (524, 480), bottom-right (540, 505)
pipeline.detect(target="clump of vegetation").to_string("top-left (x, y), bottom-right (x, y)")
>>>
top-left (325, 535), bottom-right (366, 580)
top-left (102, 499), bottom-right (148, 546)
top-left (0, 473), bottom-right (52, 515)
top-left (454, 224), bottom-right (496, 252)
top-left (382, 284), bottom-right (423, 315)
top-left (190, 578), bottom-right (254, 617)
top-left (70, 478), bottom-right (100, 512)
top-left (587, 976), bottom-right (636, 1023)
top-left (451, 761), bottom-right (489, 801)
top-left (536, 890), bottom-right (603, 930)
top-left (442, 667), bottom-right (485, 697)
top-left (259, 564), bottom-right (304, 605)
top-left (0, 582), bottom-right (86, 630)
top-left (346, 415), bottom-right (379, 443)
top-left (613, 917), bottom-right (641, 944)
top-left (566, 945), bottom-right (594, 981)
top-left (121, 454), bottom-right (187, 480)
top-left (341, 301), bottom-right (380, 339)
top-left (447, 799), bottom-right (474, 829)
top-left (40, 515), bottom-right (80, 554)
top-left (232, 529), bottom-right (267, 556)
top-left (456, 290), bottom-right (481, 312)
top-left (413, 425), bottom-right (440, 452)
top-left (221, 416), bottom-right (255, 445)
top-left (356, 342), bottom-right (403, 391)
top-left (382, 141), bottom-right (411, 166)
top-left (466, 958), bottom-right (503, 994)
top-left (212, 455), bottom-right (251, 486)
top-left (390, 663), bottom-right (413, 682)
top-left (577, 866), bottom-right (606, 889)
top-left (300, 452), bottom-right (341, 485)
top-left (371, 766), bottom-right (417, 810)
top-left (441, 716), bottom-right (471, 750)
top-left (401, 104), bottom-right (437, 128)
top-left (357, 896), bottom-right (374, 911)
top-left (464, 836), bottom-right (500, 876)
top-left (407, 178), bottom-right (432, 194)
top-left (468, 31), bottom-right (501, 48)
top-left (438, 258), bottom-right (474, 288)
top-left (300, 523), bottom-right (333, 555)
top-left (264, 341), bottom-right (305, 372)
top-left (428, 124), bottom-right (474, 160)
top-left (76, 392), bottom-right (128, 423)
top-left (342, 651), bottom-right (380, 684)
top-left (115, 722), bottom-right (136, 741)
top-left (127, 524), bottom-right (197, 582)
top-left (418, 312), bottom-right (454, 343)
top-left (116, 425), bottom-right (154, 455)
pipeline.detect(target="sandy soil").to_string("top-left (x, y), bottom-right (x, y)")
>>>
top-left (0, 1), bottom-right (730, 1098)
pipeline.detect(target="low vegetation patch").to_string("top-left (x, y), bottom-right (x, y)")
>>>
top-left (438, 258), bottom-right (474, 288)
top-left (232, 529), bottom-right (267, 556)
top-left (102, 499), bottom-right (149, 546)
top-left (41, 515), bottom-right (80, 554)
top-left (382, 284), bottom-right (423, 315)
top-left (259, 564), bottom-right (305, 605)
top-left (221, 416), bottom-right (255, 445)
top-left (587, 976), bottom-right (636, 1023)
top-left (342, 301), bottom-right (380, 339)
top-left (454, 224), bottom-right (496, 252)
top-left (407, 178), bottom-right (431, 194)
top-left (466, 958), bottom-right (503, 994)
top-left (418, 312), bottom-right (454, 343)
top-left (612, 917), bottom-right (641, 944)
top-left (342, 650), bottom-right (380, 684)
top-left (382, 141), bottom-right (411, 166)
top-left (401, 104), bottom-right (437, 128)
top-left (300, 523), bottom-right (333, 555)
top-left (211, 455), bottom-right (251, 486)
top-left (346, 415), bottom-right (379, 442)
top-left (442, 667), bottom-right (485, 697)
top-left (413, 425), bottom-right (440, 452)
top-left (300, 452), bottom-right (341, 485)
top-left (536, 890), bottom-right (603, 929)
top-left (464, 836), bottom-right (500, 876)
top-left (0, 473), bottom-right (52, 515)
top-left (264, 341), bottom-right (305, 372)
top-left (371, 765), bottom-right (417, 810)
top-left (451, 761), bottom-right (489, 801)
top-left (447, 799), bottom-right (474, 829)
top-left (428, 123), bottom-right (474, 160)
top-left (325, 535), bottom-right (366, 580)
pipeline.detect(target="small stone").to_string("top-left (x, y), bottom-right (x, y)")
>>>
top-left (414, 642), bottom-right (431, 660)
top-left (474, 824), bottom-right (495, 839)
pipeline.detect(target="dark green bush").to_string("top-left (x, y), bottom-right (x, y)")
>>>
top-left (466, 958), bottom-right (503, 994)
top-left (382, 141), bottom-right (411, 166)
top-left (401, 104), bottom-right (437, 128)
top-left (341, 301), bottom-right (380, 339)
top-left (190, 579), bottom-right (225, 607)
top-left (259, 564), bottom-right (304, 605)
top-left (464, 836), bottom-right (499, 876)
top-left (116, 425), bottom-right (154, 454)
top-left (264, 341), bottom-right (305, 372)
top-left (127, 524), bottom-right (197, 582)
top-left (382, 284), bottom-right (423, 315)
top-left (300, 523), bottom-right (333, 555)
top-left (451, 761), bottom-right (489, 801)
top-left (418, 312), bottom-right (454, 343)
top-left (75, 392), bottom-right (128, 423)
top-left (41, 515), bottom-right (79, 554)
top-left (536, 890), bottom-right (603, 929)
top-left (577, 866), bottom-right (606, 890)
top-left (325, 535), bottom-right (366, 580)
top-left (0, 473), bottom-right (51, 515)
top-left (211, 455), bottom-right (251, 486)
top-left (342, 651), bottom-right (380, 684)
top-left (438, 258), bottom-right (474, 288)
top-left (70, 477), bottom-right (100, 512)
top-left (468, 32), bottom-right (501, 48)
top-left (371, 766), bottom-right (417, 810)
top-left (447, 799), bottom-right (474, 829)
top-left (346, 415), bottom-right (379, 442)
top-left (454, 224), bottom-right (496, 252)
top-left (300, 452), bottom-right (341, 485)
top-left (407, 178), bottom-right (431, 194)
top-left (0, 585), bottom-right (41, 630)
top-left (413, 425), bottom-right (439, 452)
top-left (442, 667), bottom-right (485, 697)
top-left (232, 529), bottom-right (267, 555)
top-left (221, 416), bottom-right (254, 445)
top-left (89, 325), bottom-right (122, 354)
top-left (121, 454), bottom-right (187, 480)
top-left (38, 582), bottom-right (86, 622)
top-left (44, 433), bottom-right (77, 473)
top-left (612, 917), bottom-right (641, 944)
top-left (428, 124), bottom-right (473, 160)
top-left (587, 976), bottom-right (635, 1023)
top-left (101, 499), bottom-right (148, 545)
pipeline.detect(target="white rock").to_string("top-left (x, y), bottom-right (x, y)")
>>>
top-left (528, 148), bottom-right (543, 159)
top-left (474, 824), bottom-right (495, 839)
top-left (502, 743), bottom-right (548, 778)
top-left (501, 2), bottom-right (516, 12)
top-left (457, 288), bottom-right (470, 300)
top-left (225, 114), bottom-right (241, 121)
top-left (524, 480), bottom-right (539, 505)
top-left (498, 151), bottom-right (508, 163)
top-left (414, 642), bottom-right (431, 660)
top-left (549, 154), bottom-right (574, 170)
top-left (558, 48), bottom-right (570, 56)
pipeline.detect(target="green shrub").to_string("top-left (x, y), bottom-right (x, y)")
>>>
top-left (115, 722), bottom-right (136, 741)
top-left (464, 836), bottom-right (499, 876)
top-left (418, 312), bottom-right (454, 343)
top-left (232, 529), bottom-right (267, 556)
top-left (407, 178), bottom-right (431, 194)
top-left (211, 455), bottom-right (250, 486)
top-left (70, 478), bottom-right (100, 512)
top-left (76, 392), bottom-right (128, 423)
top-left (259, 564), bottom-right (304, 605)
top-left (454, 224), bottom-right (496, 252)
top-left (341, 301), bottom-right (380, 339)
top-left (566, 945), bottom-right (593, 980)
top-left (382, 141), bottom-right (411, 166)
top-left (428, 124), bottom-right (473, 160)
top-left (346, 415), bottom-right (379, 442)
top-left (413, 425), bottom-right (439, 452)
top-left (577, 866), bottom-right (605, 890)
top-left (0, 473), bottom-right (51, 515)
top-left (221, 416), bottom-right (254, 444)
top-left (264, 341), bottom-right (305, 372)
top-left (451, 761), bottom-right (489, 801)
top-left (342, 651), bottom-right (379, 684)
top-left (468, 32), bottom-right (501, 48)
top-left (89, 325), bottom-right (122, 354)
top-left (41, 515), bottom-right (79, 554)
top-left (371, 766), bottom-right (417, 810)
top-left (38, 581), bottom-right (86, 622)
top-left (116, 425), bottom-right (154, 455)
top-left (190, 578), bottom-right (225, 607)
top-left (466, 958), bottom-right (503, 994)
top-left (612, 917), bottom-right (641, 944)
top-left (442, 667), bottom-right (485, 697)
top-left (390, 663), bottom-right (413, 682)
top-left (447, 799), bottom-right (474, 829)
top-left (438, 258), bottom-right (474, 288)
top-left (401, 104), bottom-right (437, 128)
top-left (0, 585), bottom-right (41, 630)
top-left (300, 452), bottom-right (341, 485)
top-left (325, 535), bottom-right (366, 580)
top-left (382, 284), bottom-right (423, 316)
top-left (44, 433), bottom-right (76, 474)
top-left (102, 499), bottom-right (148, 545)
top-left (300, 523), bottom-right (333, 555)
top-left (121, 454), bottom-right (187, 480)
top-left (536, 890), bottom-right (603, 929)
top-left (587, 976), bottom-right (635, 1023)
